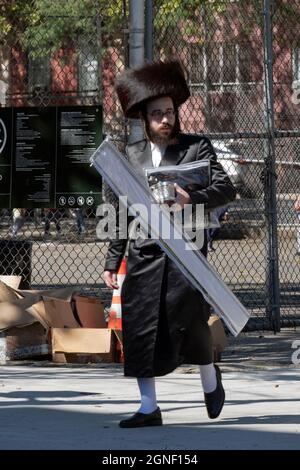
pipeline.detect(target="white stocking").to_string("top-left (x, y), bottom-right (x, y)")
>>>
top-left (137, 377), bottom-right (157, 414)
top-left (200, 364), bottom-right (217, 393)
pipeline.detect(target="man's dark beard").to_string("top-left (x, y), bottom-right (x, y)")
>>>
top-left (148, 125), bottom-right (174, 146)
top-left (146, 116), bottom-right (181, 145)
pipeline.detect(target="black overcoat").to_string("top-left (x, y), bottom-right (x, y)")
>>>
top-left (104, 134), bottom-right (236, 377)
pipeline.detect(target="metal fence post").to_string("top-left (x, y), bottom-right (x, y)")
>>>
top-left (128, 0), bottom-right (145, 143)
top-left (263, 0), bottom-right (281, 331)
top-left (95, 0), bottom-right (102, 106)
top-left (145, 0), bottom-right (153, 62)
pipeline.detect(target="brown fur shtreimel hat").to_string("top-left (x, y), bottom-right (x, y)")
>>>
top-left (115, 60), bottom-right (190, 118)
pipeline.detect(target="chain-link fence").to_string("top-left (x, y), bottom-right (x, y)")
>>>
top-left (152, 0), bottom-right (300, 330)
top-left (0, 0), bottom-right (299, 329)
top-left (0, 0), bottom-right (128, 308)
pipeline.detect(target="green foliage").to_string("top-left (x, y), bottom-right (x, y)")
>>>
top-left (154, 0), bottom-right (227, 27)
top-left (0, 0), bottom-right (37, 45)
top-left (1, 0), bottom-right (300, 55)
top-left (153, 0), bottom-right (300, 44)
top-left (0, 0), bottom-right (124, 55)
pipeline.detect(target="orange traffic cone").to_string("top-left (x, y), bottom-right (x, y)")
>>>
top-left (108, 259), bottom-right (126, 362)
top-left (108, 258), bottom-right (126, 329)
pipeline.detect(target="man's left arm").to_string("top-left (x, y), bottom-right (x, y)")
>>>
top-left (188, 137), bottom-right (237, 209)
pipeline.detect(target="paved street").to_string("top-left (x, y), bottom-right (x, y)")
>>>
top-left (0, 212), bottom-right (299, 451)
top-left (0, 363), bottom-right (299, 450)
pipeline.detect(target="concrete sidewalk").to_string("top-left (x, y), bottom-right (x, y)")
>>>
top-left (0, 328), bottom-right (299, 450)
top-left (0, 341), bottom-right (300, 450)
top-left (214, 328), bottom-right (300, 371)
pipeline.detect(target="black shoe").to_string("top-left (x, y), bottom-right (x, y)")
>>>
top-left (204, 365), bottom-right (225, 419)
top-left (119, 407), bottom-right (162, 428)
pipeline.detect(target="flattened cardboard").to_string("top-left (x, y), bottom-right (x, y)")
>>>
top-left (17, 287), bottom-right (79, 329)
top-left (0, 323), bottom-right (49, 363)
top-left (0, 280), bottom-right (19, 303)
top-left (42, 297), bottom-right (79, 329)
top-left (0, 302), bottom-right (37, 331)
top-left (0, 276), bottom-right (22, 289)
top-left (0, 289), bottom-right (51, 331)
top-left (0, 280), bottom-right (42, 331)
top-left (15, 287), bottom-right (75, 300)
top-left (0, 286), bottom-right (80, 331)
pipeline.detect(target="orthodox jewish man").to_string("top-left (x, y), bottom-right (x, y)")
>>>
top-left (103, 60), bottom-right (236, 427)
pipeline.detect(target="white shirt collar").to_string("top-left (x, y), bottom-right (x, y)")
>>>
top-left (150, 142), bottom-right (166, 168)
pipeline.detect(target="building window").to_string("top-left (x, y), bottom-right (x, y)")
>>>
top-left (189, 45), bottom-right (205, 85)
top-left (292, 47), bottom-right (300, 83)
top-left (78, 49), bottom-right (99, 95)
top-left (189, 42), bottom-right (253, 91)
top-left (28, 55), bottom-right (51, 94)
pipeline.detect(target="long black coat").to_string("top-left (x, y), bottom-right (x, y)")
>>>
top-left (104, 134), bottom-right (236, 377)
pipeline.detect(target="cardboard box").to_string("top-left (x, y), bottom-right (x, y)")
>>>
top-left (51, 328), bottom-right (121, 364)
top-left (0, 323), bottom-right (49, 363)
top-left (73, 295), bottom-right (106, 328)
top-left (16, 287), bottom-right (79, 330)
top-left (0, 280), bottom-right (39, 331)
top-left (208, 314), bottom-right (228, 362)
top-left (0, 280), bottom-right (50, 362)
top-left (0, 279), bottom-right (19, 303)
top-left (0, 284), bottom-right (83, 362)
top-left (0, 281), bottom-right (112, 362)
top-left (0, 284), bottom-right (80, 331)
top-left (0, 275), bottom-right (22, 289)
top-left (42, 297), bottom-right (80, 329)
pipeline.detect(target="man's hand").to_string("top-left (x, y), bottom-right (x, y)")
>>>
top-left (173, 183), bottom-right (191, 209)
top-left (103, 270), bottom-right (119, 289)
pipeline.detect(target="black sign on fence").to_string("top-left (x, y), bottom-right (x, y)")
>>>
top-left (0, 105), bottom-right (102, 208)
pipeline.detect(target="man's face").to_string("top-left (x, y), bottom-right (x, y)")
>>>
top-left (146, 96), bottom-right (176, 143)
